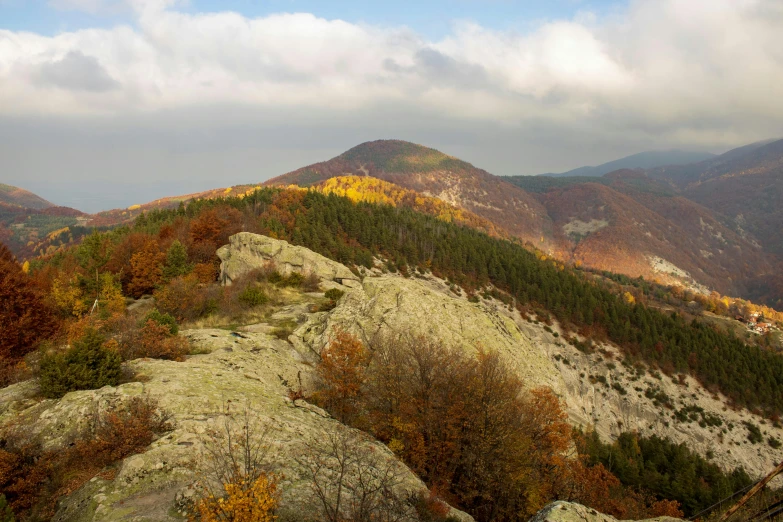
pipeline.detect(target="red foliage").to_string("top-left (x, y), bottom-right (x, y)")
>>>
top-left (0, 243), bottom-right (59, 371)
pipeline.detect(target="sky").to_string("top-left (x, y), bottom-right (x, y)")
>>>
top-left (1, 0), bottom-right (782, 212)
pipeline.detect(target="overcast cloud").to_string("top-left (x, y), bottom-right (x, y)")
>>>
top-left (1, 0), bottom-right (782, 211)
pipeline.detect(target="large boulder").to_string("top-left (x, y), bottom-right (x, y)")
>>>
top-left (217, 232), bottom-right (361, 288)
top-left (294, 274), bottom-right (565, 394)
top-left (529, 501), bottom-right (683, 522)
top-left (0, 329), bottom-right (471, 522)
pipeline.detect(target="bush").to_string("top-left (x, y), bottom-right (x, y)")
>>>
top-left (189, 406), bottom-right (278, 522)
top-left (319, 288), bottom-right (346, 312)
top-left (155, 275), bottom-right (219, 322)
top-left (744, 421), bottom-right (763, 444)
top-left (38, 329), bottom-right (122, 399)
top-left (279, 272), bottom-right (304, 288)
top-left (0, 495), bottom-right (13, 522)
top-left (0, 396), bottom-right (171, 519)
top-left (238, 287), bottom-right (269, 308)
top-left (0, 243), bottom-right (59, 372)
top-left (143, 308), bottom-right (179, 335)
top-left (324, 288), bottom-right (345, 301)
top-left (302, 272), bottom-right (321, 292)
top-left (134, 320), bottom-right (190, 361)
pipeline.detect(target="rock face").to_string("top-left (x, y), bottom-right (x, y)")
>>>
top-left (217, 232), bottom-right (361, 287)
top-left (294, 274), bottom-right (564, 395)
top-left (0, 329), bottom-right (471, 522)
top-left (215, 234), bottom-right (783, 481)
top-left (3, 236), bottom-right (779, 521)
top-left (529, 501), bottom-right (682, 522)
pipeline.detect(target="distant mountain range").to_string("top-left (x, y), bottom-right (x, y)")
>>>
top-left (541, 150), bottom-right (717, 178)
top-left (3, 137), bottom-right (782, 307)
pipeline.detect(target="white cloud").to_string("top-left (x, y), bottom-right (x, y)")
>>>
top-left (0, 0), bottom-right (781, 149)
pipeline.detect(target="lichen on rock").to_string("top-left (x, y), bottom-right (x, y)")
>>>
top-left (217, 232), bottom-right (361, 288)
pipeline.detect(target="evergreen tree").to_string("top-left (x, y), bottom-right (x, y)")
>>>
top-left (162, 240), bottom-right (191, 281)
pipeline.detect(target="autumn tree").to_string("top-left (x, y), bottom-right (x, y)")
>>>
top-left (128, 239), bottom-right (165, 298)
top-left (316, 329), bottom-right (370, 424)
top-left (0, 243), bottom-right (59, 370)
top-left (296, 429), bottom-right (414, 522)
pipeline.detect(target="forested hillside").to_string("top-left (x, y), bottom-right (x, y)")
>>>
top-left (5, 185), bottom-right (783, 519)
top-left (22, 187), bottom-right (782, 417)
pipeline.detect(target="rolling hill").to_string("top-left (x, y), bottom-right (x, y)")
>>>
top-left (0, 183), bottom-right (54, 209)
top-left (3, 138), bottom-right (780, 305)
top-left (266, 140), bottom-right (555, 249)
top-left (268, 140), bottom-right (772, 300)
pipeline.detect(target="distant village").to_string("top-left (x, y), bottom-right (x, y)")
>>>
top-left (738, 311), bottom-right (777, 334)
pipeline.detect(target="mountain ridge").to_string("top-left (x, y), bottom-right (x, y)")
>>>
top-left (538, 149), bottom-right (716, 178)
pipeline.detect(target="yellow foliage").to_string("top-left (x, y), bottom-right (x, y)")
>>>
top-left (224, 187), bottom-right (232, 194)
top-left (127, 204), bottom-right (142, 211)
top-left (190, 475), bottom-right (279, 522)
top-left (21, 261), bottom-right (30, 273)
top-left (98, 272), bottom-right (126, 315)
top-left (52, 276), bottom-right (88, 317)
top-left (317, 176), bottom-right (503, 238)
top-left (623, 291), bottom-right (636, 305)
top-left (46, 227), bottom-right (70, 241)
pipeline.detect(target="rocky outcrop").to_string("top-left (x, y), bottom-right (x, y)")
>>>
top-left (529, 501), bottom-right (682, 522)
top-left (0, 329), bottom-right (472, 521)
top-left (292, 270), bottom-right (783, 480)
top-left (217, 232), bottom-right (361, 288)
top-left (294, 274), bottom-right (564, 395)
top-left (214, 236), bottom-right (783, 478)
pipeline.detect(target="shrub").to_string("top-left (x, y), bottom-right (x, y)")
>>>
top-left (744, 421), bottom-right (763, 444)
top-left (155, 275), bottom-right (218, 322)
top-left (135, 320), bottom-right (190, 361)
top-left (318, 288), bottom-right (346, 312)
top-left (324, 288), bottom-right (345, 301)
top-left (0, 396), bottom-right (171, 519)
top-left (279, 272), bottom-right (304, 288)
top-left (143, 308), bottom-right (179, 335)
top-left (0, 495), bottom-right (13, 522)
top-left (302, 272), bottom-right (321, 292)
top-left (190, 475), bottom-right (278, 522)
top-left (238, 287), bottom-right (269, 308)
top-left (768, 437), bottom-right (782, 449)
top-left (0, 243), bottom-right (59, 372)
top-left (189, 405), bottom-right (278, 522)
top-left (38, 329), bottom-right (122, 399)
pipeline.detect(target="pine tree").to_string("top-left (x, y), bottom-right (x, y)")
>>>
top-left (162, 240), bottom-right (191, 281)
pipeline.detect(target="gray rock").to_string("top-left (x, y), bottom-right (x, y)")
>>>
top-left (0, 328), bottom-right (469, 521)
top-left (528, 501), bottom-right (683, 522)
top-left (217, 232), bottom-right (360, 287)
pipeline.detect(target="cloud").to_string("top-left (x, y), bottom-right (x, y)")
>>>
top-left (0, 0), bottom-right (778, 141)
top-left (31, 50), bottom-right (120, 92)
top-left (0, 0), bottom-right (782, 211)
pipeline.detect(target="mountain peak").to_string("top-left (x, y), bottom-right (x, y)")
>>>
top-left (336, 139), bottom-right (474, 174)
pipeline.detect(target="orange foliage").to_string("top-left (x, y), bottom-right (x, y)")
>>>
top-left (0, 243), bottom-right (59, 374)
top-left (190, 474), bottom-right (279, 522)
top-left (128, 239), bottom-right (165, 298)
top-left (316, 329), bottom-right (370, 424)
top-left (0, 397), bottom-right (171, 519)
